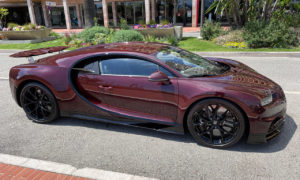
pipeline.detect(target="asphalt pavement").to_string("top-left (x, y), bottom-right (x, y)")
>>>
top-left (0, 52), bottom-right (299, 180)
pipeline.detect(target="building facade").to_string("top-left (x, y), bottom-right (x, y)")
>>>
top-left (0, 0), bottom-right (213, 29)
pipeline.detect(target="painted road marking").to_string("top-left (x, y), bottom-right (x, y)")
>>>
top-left (284, 91), bottom-right (300, 95)
top-left (0, 153), bottom-right (157, 180)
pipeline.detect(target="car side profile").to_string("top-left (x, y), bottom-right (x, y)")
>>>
top-left (9, 42), bottom-right (286, 148)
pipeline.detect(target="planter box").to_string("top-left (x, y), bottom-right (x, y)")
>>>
top-left (0, 28), bottom-right (51, 40)
top-left (135, 26), bottom-right (183, 40)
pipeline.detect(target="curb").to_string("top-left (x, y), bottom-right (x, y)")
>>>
top-left (0, 153), bottom-right (157, 180)
top-left (196, 52), bottom-right (300, 57)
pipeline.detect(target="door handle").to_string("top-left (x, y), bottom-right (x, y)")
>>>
top-left (98, 85), bottom-right (112, 91)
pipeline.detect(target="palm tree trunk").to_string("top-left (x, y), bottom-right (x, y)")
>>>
top-left (173, 0), bottom-right (177, 24)
top-left (224, 8), bottom-right (232, 27)
top-left (233, 0), bottom-right (242, 26)
top-left (243, 0), bottom-right (248, 24)
top-left (83, 0), bottom-right (96, 27)
top-left (231, 3), bottom-right (239, 27)
top-left (263, 0), bottom-right (271, 21)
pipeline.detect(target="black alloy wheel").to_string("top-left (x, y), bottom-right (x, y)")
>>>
top-left (20, 82), bottom-right (59, 123)
top-left (187, 98), bottom-right (245, 148)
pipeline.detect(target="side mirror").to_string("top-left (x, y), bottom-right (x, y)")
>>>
top-left (148, 71), bottom-right (170, 84)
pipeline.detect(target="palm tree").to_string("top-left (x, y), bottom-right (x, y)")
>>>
top-left (83, 0), bottom-right (96, 27)
top-left (206, 0), bottom-right (292, 28)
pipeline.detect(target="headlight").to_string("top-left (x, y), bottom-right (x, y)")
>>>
top-left (261, 95), bottom-right (273, 106)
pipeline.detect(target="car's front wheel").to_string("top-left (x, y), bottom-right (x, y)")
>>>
top-left (20, 82), bottom-right (59, 123)
top-left (187, 98), bottom-right (245, 148)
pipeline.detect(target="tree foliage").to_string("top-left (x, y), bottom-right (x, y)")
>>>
top-left (0, 7), bottom-right (9, 24)
top-left (206, 0), bottom-right (293, 27)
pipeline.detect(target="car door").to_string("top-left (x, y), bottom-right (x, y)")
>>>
top-left (77, 56), bottom-right (179, 124)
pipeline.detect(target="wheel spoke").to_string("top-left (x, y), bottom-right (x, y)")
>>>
top-left (24, 96), bottom-right (35, 103)
top-left (220, 127), bottom-right (234, 135)
top-left (39, 107), bottom-right (46, 118)
top-left (223, 124), bottom-right (233, 128)
top-left (219, 129), bottom-right (225, 144)
top-left (28, 105), bottom-right (38, 114)
top-left (209, 130), bottom-right (213, 143)
top-left (27, 90), bottom-right (37, 99)
top-left (205, 107), bottom-right (212, 120)
top-left (220, 110), bottom-right (229, 121)
top-left (23, 102), bottom-right (35, 106)
top-left (40, 106), bottom-right (51, 112)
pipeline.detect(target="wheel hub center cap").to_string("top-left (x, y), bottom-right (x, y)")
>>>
top-left (213, 121), bottom-right (218, 125)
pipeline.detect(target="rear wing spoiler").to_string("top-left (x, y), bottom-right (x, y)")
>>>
top-left (10, 46), bottom-right (68, 63)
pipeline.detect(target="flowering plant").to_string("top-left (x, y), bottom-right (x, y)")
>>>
top-left (133, 23), bottom-right (172, 29)
top-left (2, 23), bottom-right (46, 31)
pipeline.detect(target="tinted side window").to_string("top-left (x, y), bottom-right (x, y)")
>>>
top-left (78, 61), bottom-right (99, 74)
top-left (100, 58), bottom-right (158, 76)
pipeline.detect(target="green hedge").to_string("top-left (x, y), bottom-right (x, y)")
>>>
top-left (243, 19), bottom-right (298, 48)
top-left (201, 21), bottom-right (223, 41)
top-left (111, 30), bottom-right (144, 43)
top-left (78, 26), bottom-right (110, 43)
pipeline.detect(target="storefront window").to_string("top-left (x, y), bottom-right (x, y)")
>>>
top-left (50, 7), bottom-right (65, 27)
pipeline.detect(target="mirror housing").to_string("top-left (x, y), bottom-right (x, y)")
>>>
top-left (148, 71), bottom-right (170, 84)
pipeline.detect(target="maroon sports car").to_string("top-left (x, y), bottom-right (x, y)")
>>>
top-left (9, 42), bottom-right (286, 148)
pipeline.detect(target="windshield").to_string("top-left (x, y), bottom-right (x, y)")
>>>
top-left (155, 46), bottom-right (227, 77)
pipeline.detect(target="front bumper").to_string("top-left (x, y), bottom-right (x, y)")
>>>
top-left (247, 97), bottom-right (286, 144)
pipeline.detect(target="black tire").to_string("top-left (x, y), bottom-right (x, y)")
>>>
top-left (187, 98), bottom-right (245, 148)
top-left (20, 82), bottom-right (59, 123)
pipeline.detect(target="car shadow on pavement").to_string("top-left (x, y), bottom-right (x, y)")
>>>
top-left (51, 114), bottom-right (296, 153)
top-left (51, 116), bottom-right (195, 143)
top-left (226, 114), bottom-right (297, 153)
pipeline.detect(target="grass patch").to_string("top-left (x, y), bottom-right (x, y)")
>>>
top-left (0, 39), bottom-right (66, 50)
top-left (0, 37), bottom-right (299, 52)
top-left (178, 37), bottom-right (300, 52)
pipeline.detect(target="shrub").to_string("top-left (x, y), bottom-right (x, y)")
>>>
top-left (7, 22), bottom-right (18, 28)
top-left (29, 23), bottom-right (36, 30)
top-left (166, 36), bottom-right (178, 46)
top-left (94, 17), bottom-right (99, 26)
top-left (63, 33), bottom-right (72, 45)
top-left (149, 19), bottom-right (156, 25)
top-left (49, 31), bottom-right (61, 38)
top-left (214, 30), bottom-right (244, 46)
top-left (143, 35), bottom-right (157, 42)
top-left (201, 21), bottom-right (223, 41)
top-left (138, 20), bottom-right (145, 25)
top-left (285, 12), bottom-right (300, 28)
top-left (119, 18), bottom-right (129, 30)
top-left (69, 39), bottom-right (84, 48)
top-left (243, 19), bottom-right (298, 48)
top-left (111, 30), bottom-right (143, 42)
top-left (78, 26), bottom-right (110, 43)
top-left (93, 33), bottom-right (106, 45)
top-left (161, 19), bottom-right (169, 25)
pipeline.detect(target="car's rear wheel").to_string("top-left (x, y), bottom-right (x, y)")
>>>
top-left (20, 82), bottom-right (59, 123)
top-left (187, 99), bottom-right (245, 148)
